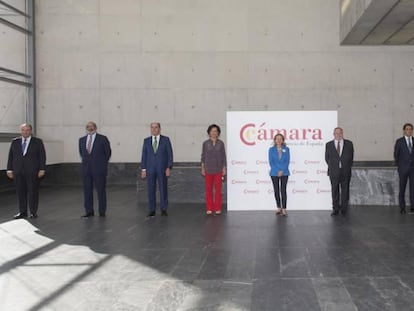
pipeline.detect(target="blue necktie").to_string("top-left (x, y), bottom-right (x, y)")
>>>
top-left (22, 138), bottom-right (27, 155)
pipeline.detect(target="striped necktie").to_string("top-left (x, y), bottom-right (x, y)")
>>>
top-left (153, 137), bottom-right (158, 153)
top-left (87, 135), bottom-right (92, 154)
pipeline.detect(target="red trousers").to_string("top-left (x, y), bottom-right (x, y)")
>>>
top-left (205, 173), bottom-right (223, 212)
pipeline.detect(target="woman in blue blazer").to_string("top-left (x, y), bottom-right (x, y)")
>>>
top-left (269, 134), bottom-right (290, 216)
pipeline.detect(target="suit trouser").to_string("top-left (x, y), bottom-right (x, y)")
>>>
top-left (205, 173), bottom-right (223, 212)
top-left (147, 171), bottom-right (168, 211)
top-left (82, 172), bottom-right (107, 215)
top-left (271, 176), bottom-right (288, 209)
top-left (398, 168), bottom-right (414, 209)
top-left (330, 172), bottom-right (351, 212)
top-left (15, 173), bottom-right (40, 215)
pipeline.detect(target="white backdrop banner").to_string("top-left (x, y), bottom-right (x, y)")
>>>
top-left (226, 111), bottom-right (337, 211)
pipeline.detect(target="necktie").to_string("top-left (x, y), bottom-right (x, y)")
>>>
top-left (336, 140), bottom-right (340, 155)
top-left (22, 138), bottom-right (27, 155)
top-left (409, 138), bottom-right (412, 154)
top-left (87, 135), bottom-right (92, 154)
top-left (153, 137), bottom-right (158, 153)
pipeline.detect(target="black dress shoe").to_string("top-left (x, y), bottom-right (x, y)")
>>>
top-left (147, 211), bottom-right (155, 218)
top-left (13, 213), bottom-right (27, 219)
top-left (81, 213), bottom-right (94, 218)
top-left (29, 213), bottom-right (38, 219)
top-left (410, 208), bottom-right (414, 213)
top-left (161, 210), bottom-right (168, 216)
top-left (400, 208), bottom-right (407, 214)
top-left (99, 213), bottom-right (106, 217)
top-left (331, 210), bottom-right (339, 216)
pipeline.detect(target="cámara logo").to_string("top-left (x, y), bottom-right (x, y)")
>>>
top-left (240, 122), bottom-right (322, 146)
top-left (244, 169), bottom-right (259, 175)
top-left (232, 179), bottom-right (247, 184)
top-left (304, 160), bottom-right (320, 165)
top-left (231, 160), bottom-right (247, 165)
top-left (256, 179), bottom-right (271, 184)
top-left (304, 179), bottom-right (320, 184)
top-left (244, 189), bottom-right (260, 194)
top-left (317, 189), bottom-right (331, 193)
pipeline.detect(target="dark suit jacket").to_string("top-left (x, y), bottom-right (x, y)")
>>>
top-left (394, 136), bottom-right (414, 174)
top-left (141, 135), bottom-right (173, 174)
top-left (7, 137), bottom-right (46, 174)
top-left (79, 134), bottom-right (111, 175)
top-left (325, 139), bottom-right (354, 178)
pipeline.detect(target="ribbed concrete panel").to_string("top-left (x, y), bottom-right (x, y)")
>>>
top-left (387, 19), bottom-right (414, 44)
top-left (341, 0), bottom-right (414, 45)
top-left (363, 0), bottom-right (414, 44)
top-left (340, 0), bottom-right (373, 43)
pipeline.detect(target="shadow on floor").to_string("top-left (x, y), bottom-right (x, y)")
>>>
top-left (2, 186), bottom-right (414, 310)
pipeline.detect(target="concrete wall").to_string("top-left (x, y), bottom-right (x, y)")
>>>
top-left (0, 0), bottom-right (27, 133)
top-left (29, 0), bottom-right (414, 164)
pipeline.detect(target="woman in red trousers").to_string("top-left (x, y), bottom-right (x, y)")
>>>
top-left (201, 124), bottom-right (227, 215)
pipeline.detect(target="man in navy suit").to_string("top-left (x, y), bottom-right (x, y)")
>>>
top-left (141, 122), bottom-right (173, 217)
top-left (7, 123), bottom-right (46, 219)
top-left (394, 123), bottom-right (414, 214)
top-left (79, 121), bottom-right (111, 218)
top-left (325, 127), bottom-right (354, 216)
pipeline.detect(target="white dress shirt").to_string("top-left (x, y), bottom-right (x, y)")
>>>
top-left (86, 133), bottom-right (96, 150)
top-left (22, 136), bottom-right (31, 156)
top-left (152, 135), bottom-right (160, 145)
top-left (405, 136), bottom-right (413, 149)
top-left (335, 139), bottom-right (343, 156)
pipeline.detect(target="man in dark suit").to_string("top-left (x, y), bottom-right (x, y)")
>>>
top-left (394, 123), bottom-right (414, 214)
top-left (141, 122), bottom-right (173, 217)
top-left (79, 121), bottom-right (111, 218)
top-left (325, 127), bottom-right (354, 216)
top-left (7, 123), bottom-right (46, 219)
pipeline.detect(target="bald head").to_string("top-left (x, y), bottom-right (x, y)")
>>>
top-left (20, 123), bottom-right (32, 138)
top-left (85, 121), bottom-right (97, 134)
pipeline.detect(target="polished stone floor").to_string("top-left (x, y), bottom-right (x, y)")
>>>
top-left (2, 186), bottom-right (414, 310)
